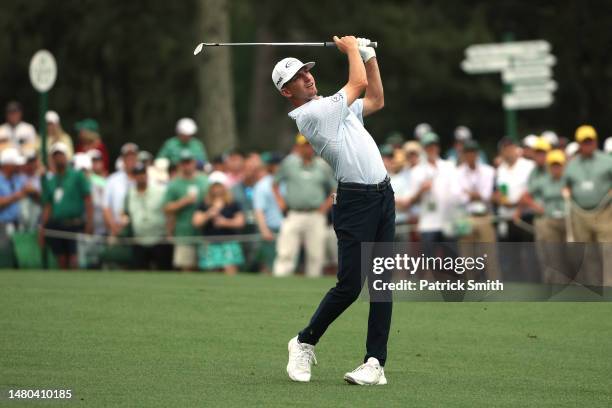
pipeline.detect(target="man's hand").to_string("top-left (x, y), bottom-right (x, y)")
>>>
top-left (357, 37), bottom-right (376, 62)
top-left (333, 35), bottom-right (359, 54)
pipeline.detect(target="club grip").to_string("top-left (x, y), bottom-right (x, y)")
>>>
top-left (325, 41), bottom-right (378, 48)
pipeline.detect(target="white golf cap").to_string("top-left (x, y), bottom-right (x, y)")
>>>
top-left (604, 136), bottom-right (612, 154)
top-left (541, 130), bottom-right (559, 147)
top-left (414, 123), bottom-right (432, 140)
top-left (208, 170), bottom-right (230, 186)
top-left (565, 141), bottom-right (579, 157)
top-left (45, 110), bottom-right (60, 124)
top-left (50, 142), bottom-right (69, 155)
top-left (454, 125), bottom-right (472, 141)
top-left (523, 134), bottom-right (539, 149)
top-left (176, 118), bottom-right (197, 136)
top-left (73, 152), bottom-right (93, 171)
top-left (272, 57), bottom-right (315, 91)
top-left (0, 147), bottom-right (25, 166)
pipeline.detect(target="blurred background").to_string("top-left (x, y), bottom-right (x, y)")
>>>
top-left (1, 0), bottom-right (612, 158)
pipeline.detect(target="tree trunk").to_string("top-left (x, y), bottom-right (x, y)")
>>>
top-left (196, 0), bottom-right (237, 157)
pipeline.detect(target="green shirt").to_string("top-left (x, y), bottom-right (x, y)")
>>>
top-left (125, 184), bottom-right (167, 245)
top-left (163, 174), bottom-right (209, 238)
top-left (564, 151), bottom-right (612, 210)
top-left (527, 165), bottom-right (548, 204)
top-left (541, 175), bottom-right (566, 219)
top-left (157, 137), bottom-right (208, 164)
top-left (274, 155), bottom-right (336, 210)
top-left (42, 168), bottom-right (91, 221)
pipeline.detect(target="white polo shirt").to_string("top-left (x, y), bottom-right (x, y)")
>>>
top-left (456, 162), bottom-right (495, 215)
top-left (103, 170), bottom-right (134, 222)
top-left (495, 157), bottom-right (535, 219)
top-left (288, 89), bottom-right (387, 184)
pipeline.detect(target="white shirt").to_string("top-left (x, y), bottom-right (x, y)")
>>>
top-left (390, 168), bottom-right (411, 223)
top-left (103, 171), bottom-right (134, 221)
top-left (0, 122), bottom-right (37, 147)
top-left (456, 162), bottom-right (495, 215)
top-left (288, 89), bottom-right (387, 184)
top-left (408, 158), bottom-right (461, 233)
top-left (495, 157), bottom-right (535, 219)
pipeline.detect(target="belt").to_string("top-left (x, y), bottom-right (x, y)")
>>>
top-left (338, 176), bottom-right (391, 192)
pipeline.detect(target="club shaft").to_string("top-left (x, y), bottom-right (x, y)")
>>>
top-left (199, 41), bottom-right (377, 48)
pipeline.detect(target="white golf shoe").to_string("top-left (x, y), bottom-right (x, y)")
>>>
top-left (343, 357), bottom-right (387, 385)
top-left (287, 336), bottom-right (317, 382)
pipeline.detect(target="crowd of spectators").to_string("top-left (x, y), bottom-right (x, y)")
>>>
top-left (0, 100), bottom-right (610, 283)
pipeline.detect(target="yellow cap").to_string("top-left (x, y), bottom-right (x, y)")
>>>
top-left (546, 149), bottom-right (566, 165)
top-left (533, 137), bottom-right (552, 152)
top-left (575, 125), bottom-right (597, 143)
top-left (295, 134), bottom-right (308, 145)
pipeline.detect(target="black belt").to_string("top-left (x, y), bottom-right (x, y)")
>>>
top-left (338, 176), bottom-right (391, 192)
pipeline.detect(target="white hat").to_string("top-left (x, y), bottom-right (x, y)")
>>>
top-left (208, 170), bottom-right (229, 186)
top-left (0, 147), bottom-right (25, 166)
top-left (73, 153), bottom-right (93, 171)
top-left (176, 118), bottom-right (197, 136)
top-left (541, 130), bottom-right (559, 147)
top-left (523, 134), bottom-right (539, 149)
top-left (272, 57), bottom-right (315, 91)
top-left (45, 110), bottom-right (60, 124)
top-left (604, 137), bottom-right (612, 154)
top-left (414, 123), bottom-right (432, 140)
top-left (50, 142), bottom-right (69, 155)
top-left (565, 141), bottom-right (579, 157)
top-left (454, 126), bottom-right (472, 141)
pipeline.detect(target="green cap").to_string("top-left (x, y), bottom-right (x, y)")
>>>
top-left (463, 139), bottom-right (480, 151)
top-left (420, 131), bottom-right (440, 146)
top-left (379, 144), bottom-right (394, 157)
top-left (74, 118), bottom-right (99, 133)
top-left (179, 149), bottom-right (195, 161)
top-left (385, 131), bottom-right (404, 146)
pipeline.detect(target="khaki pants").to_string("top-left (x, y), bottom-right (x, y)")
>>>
top-left (571, 205), bottom-right (612, 286)
top-left (535, 217), bottom-right (571, 284)
top-left (274, 211), bottom-right (327, 277)
top-left (173, 244), bottom-right (197, 270)
top-left (458, 215), bottom-right (501, 281)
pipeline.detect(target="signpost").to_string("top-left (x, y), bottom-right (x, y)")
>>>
top-left (29, 49), bottom-right (57, 166)
top-left (461, 36), bottom-right (557, 140)
top-left (29, 50), bottom-right (57, 269)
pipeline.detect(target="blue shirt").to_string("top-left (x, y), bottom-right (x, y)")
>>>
top-left (253, 175), bottom-right (283, 230)
top-left (288, 89), bottom-right (387, 184)
top-left (0, 172), bottom-right (25, 223)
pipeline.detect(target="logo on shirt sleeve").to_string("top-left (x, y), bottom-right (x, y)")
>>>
top-left (331, 93), bottom-right (343, 103)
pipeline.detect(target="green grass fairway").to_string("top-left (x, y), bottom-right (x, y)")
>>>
top-left (1, 271), bottom-right (611, 407)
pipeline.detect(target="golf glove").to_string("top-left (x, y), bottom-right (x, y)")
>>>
top-left (357, 37), bottom-right (376, 62)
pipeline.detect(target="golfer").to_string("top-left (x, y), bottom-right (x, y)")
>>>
top-left (272, 35), bottom-right (394, 385)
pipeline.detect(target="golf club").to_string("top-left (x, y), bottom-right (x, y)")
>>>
top-left (194, 41), bottom-right (378, 55)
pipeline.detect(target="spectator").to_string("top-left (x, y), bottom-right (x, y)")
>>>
top-left (0, 148), bottom-right (28, 258)
top-left (45, 111), bottom-right (74, 160)
top-left (193, 181), bottom-right (246, 275)
top-left (445, 126), bottom-right (488, 166)
top-left (413, 122), bottom-right (432, 141)
top-left (518, 150), bottom-right (569, 283)
top-left (456, 140), bottom-right (499, 280)
top-left (520, 137), bottom-right (552, 243)
top-left (493, 137), bottom-right (536, 281)
top-left (406, 132), bottom-right (460, 246)
top-left (604, 137), bottom-right (612, 155)
top-left (123, 163), bottom-right (172, 270)
top-left (163, 150), bottom-right (209, 271)
top-left (272, 135), bottom-right (335, 278)
top-left (230, 152), bottom-right (259, 231)
top-left (0, 101), bottom-right (37, 152)
top-left (521, 134), bottom-right (539, 161)
top-left (138, 151), bottom-right (153, 168)
top-left (103, 143), bottom-right (139, 236)
top-left (253, 153), bottom-right (283, 272)
top-left (564, 125), bottom-right (612, 285)
top-left (383, 144), bottom-right (410, 225)
top-left (74, 119), bottom-right (110, 173)
top-left (40, 143), bottom-right (93, 269)
top-left (18, 151), bottom-right (42, 232)
top-left (395, 141), bottom-right (422, 235)
top-left (224, 150), bottom-right (245, 187)
top-left (541, 130), bottom-right (559, 149)
top-left (0, 131), bottom-right (13, 153)
top-left (157, 118), bottom-right (208, 165)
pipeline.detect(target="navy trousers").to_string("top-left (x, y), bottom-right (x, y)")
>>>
top-left (298, 180), bottom-right (395, 366)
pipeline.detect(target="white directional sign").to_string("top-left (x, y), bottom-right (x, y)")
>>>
top-left (461, 39), bottom-right (556, 110)
top-left (29, 50), bottom-right (57, 93)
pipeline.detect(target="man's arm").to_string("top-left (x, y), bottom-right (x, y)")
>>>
top-left (334, 36), bottom-right (367, 106)
top-left (362, 58), bottom-right (384, 117)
